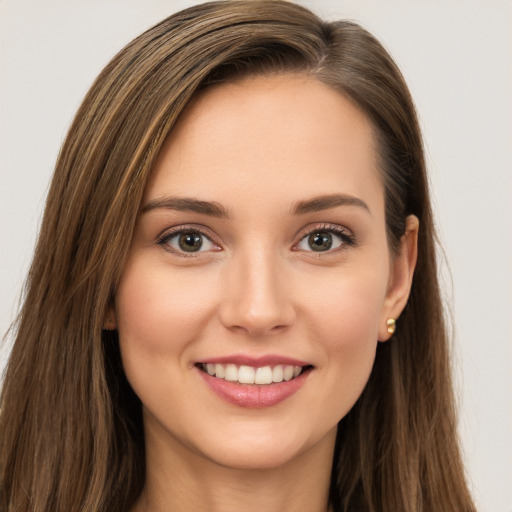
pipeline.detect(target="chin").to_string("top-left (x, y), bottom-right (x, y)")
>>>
top-left (191, 421), bottom-right (338, 471)
top-left (203, 444), bottom-right (308, 471)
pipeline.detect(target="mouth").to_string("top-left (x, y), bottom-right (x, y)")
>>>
top-left (195, 355), bottom-right (314, 407)
top-left (196, 362), bottom-right (313, 386)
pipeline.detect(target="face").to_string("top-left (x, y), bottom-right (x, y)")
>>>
top-left (113, 75), bottom-right (416, 471)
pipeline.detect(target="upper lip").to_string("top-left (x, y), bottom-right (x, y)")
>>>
top-left (197, 354), bottom-right (312, 367)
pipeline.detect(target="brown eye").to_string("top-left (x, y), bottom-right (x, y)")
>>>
top-left (178, 232), bottom-right (203, 252)
top-left (159, 228), bottom-right (218, 255)
top-left (307, 232), bottom-right (333, 252)
top-left (296, 225), bottom-right (355, 254)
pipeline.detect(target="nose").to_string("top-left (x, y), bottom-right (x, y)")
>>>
top-left (218, 248), bottom-right (296, 337)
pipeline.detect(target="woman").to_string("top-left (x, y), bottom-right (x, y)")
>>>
top-left (0, 1), bottom-right (477, 511)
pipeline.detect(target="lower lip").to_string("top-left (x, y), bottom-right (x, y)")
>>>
top-left (197, 368), bottom-right (311, 408)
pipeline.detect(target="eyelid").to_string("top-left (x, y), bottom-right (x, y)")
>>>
top-left (155, 222), bottom-right (355, 257)
top-left (292, 223), bottom-right (356, 252)
top-left (156, 224), bottom-right (222, 256)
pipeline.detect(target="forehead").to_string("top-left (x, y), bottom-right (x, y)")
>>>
top-left (144, 74), bottom-right (383, 213)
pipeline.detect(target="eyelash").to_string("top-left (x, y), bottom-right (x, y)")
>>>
top-left (157, 225), bottom-right (220, 258)
top-left (156, 223), bottom-right (356, 257)
top-left (294, 223), bottom-right (356, 254)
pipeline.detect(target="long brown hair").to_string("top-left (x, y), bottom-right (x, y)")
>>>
top-left (0, 2), bottom-right (476, 511)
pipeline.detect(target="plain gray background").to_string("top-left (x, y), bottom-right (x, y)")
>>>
top-left (1, 1), bottom-right (511, 510)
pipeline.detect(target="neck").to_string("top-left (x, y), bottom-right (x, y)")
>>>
top-left (132, 417), bottom-right (336, 512)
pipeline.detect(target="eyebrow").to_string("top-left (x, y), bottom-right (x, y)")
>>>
top-left (141, 193), bottom-right (370, 218)
top-left (142, 196), bottom-right (229, 218)
top-left (292, 193), bottom-right (371, 215)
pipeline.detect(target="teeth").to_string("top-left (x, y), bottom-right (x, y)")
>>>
top-left (272, 365), bottom-right (284, 383)
top-left (225, 364), bottom-right (238, 382)
top-left (201, 363), bottom-right (305, 385)
top-left (255, 366), bottom-right (273, 385)
top-left (283, 366), bottom-right (294, 381)
top-left (238, 365), bottom-right (255, 384)
top-left (215, 364), bottom-right (225, 379)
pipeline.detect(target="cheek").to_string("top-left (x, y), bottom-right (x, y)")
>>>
top-left (301, 264), bottom-right (388, 411)
top-left (306, 265), bottom-right (387, 347)
top-left (114, 259), bottom-right (219, 371)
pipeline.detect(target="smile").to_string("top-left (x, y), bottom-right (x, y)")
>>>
top-left (196, 357), bottom-right (314, 407)
top-left (200, 363), bottom-right (304, 385)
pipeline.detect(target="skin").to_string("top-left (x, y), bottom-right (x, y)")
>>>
top-left (112, 74), bottom-right (418, 512)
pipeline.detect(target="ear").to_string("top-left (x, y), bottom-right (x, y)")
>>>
top-left (103, 307), bottom-right (117, 331)
top-left (378, 215), bottom-right (419, 342)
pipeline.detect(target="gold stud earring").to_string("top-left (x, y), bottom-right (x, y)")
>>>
top-left (386, 318), bottom-right (396, 335)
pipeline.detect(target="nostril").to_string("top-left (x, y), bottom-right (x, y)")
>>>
top-left (219, 304), bottom-right (296, 336)
top-left (217, 263), bottom-right (296, 335)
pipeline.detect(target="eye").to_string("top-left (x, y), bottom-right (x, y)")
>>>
top-left (295, 225), bottom-right (355, 253)
top-left (158, 228), bottom-right (219, 255)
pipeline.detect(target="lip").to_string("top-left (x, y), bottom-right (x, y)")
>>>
top-left (198, 354), bottom-right (311, 367)
top-left (195, 355), bottom-right (313, 408)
